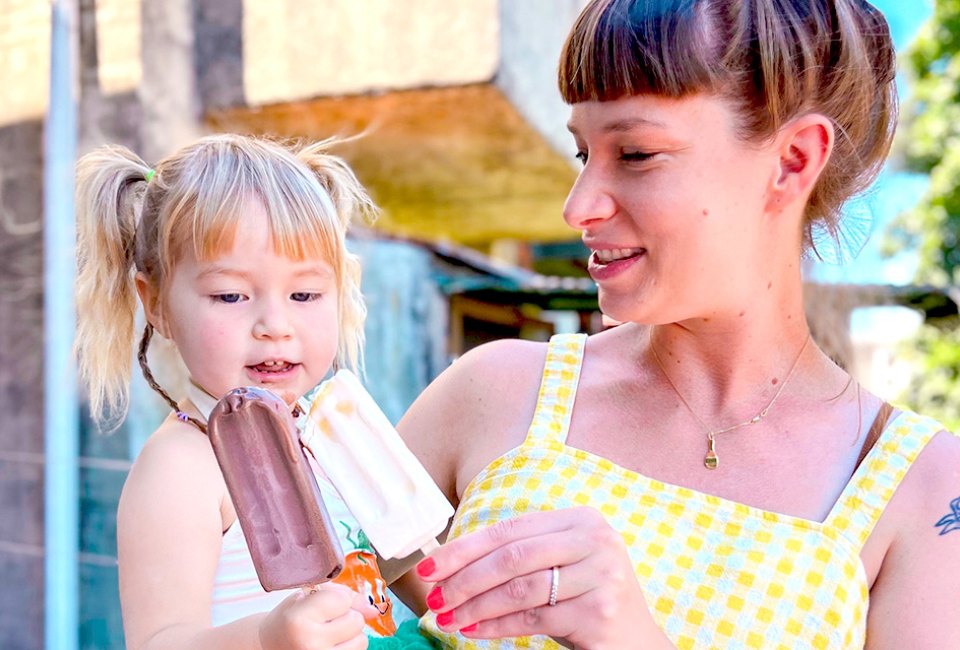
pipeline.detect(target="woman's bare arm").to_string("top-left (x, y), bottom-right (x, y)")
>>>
top-left (866, 430), bottom-right (960, 648)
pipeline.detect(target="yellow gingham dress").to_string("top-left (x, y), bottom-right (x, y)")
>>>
top-left (422, 334), bottom-right (945, 649)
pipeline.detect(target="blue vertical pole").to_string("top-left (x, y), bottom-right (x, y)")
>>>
top-left (44, 0), bottom-right (79, 648)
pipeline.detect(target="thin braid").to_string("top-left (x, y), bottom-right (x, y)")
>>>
top-left (137, 324), bottom-right (208, 434)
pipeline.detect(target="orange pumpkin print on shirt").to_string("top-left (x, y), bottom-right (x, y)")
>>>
top-left (332, 549), bottom-right (397, 636)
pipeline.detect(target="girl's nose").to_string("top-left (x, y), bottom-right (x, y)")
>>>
top-left (253, 303), bottom-right (294, 340)
top-left (562, 166), bottom-right (618, 231)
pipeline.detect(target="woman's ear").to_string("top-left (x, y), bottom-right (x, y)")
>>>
top-left (135, 272), bottom-right (169, 338)
top-left (767, 113), bottom-right (834, 213)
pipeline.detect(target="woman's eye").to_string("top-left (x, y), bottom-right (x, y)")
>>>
top-left (291, 292), bottom-right (320, 302)
top-left (621, 150), bottom-right (657, 162)
top-left (575, 151), bottom-right (588, 165)
top-left (212, 293), bottom-right (243, 304)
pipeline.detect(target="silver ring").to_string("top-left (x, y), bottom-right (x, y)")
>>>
top-left (548, 566), bottom-right (560, 607)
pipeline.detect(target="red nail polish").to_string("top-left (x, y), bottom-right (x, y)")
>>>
top-left (416, 557), bottom-right (436, 578)
top-left (426, 586), bottom-right (445, 610)
top-left (460, 623), bottom-right (478, 634)
top-left (436, 609), bottom-right (455, 627)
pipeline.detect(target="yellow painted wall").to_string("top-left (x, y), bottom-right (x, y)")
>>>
top-left (244, 0), bottom-right (499, 105)
top-left (0, 0), bottom-right (50, 126)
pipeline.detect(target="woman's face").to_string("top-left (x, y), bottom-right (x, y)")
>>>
top-left (564, 93), bottom-right (786, 326)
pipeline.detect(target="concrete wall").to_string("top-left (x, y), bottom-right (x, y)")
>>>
top-left (496, 0), bottom-right (587, 161)
top-left (0, 118), bottom-right (46, 650)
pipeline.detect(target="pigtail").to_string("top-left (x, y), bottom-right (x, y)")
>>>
top-left (296, 140), bottom-right (380, 232)
top-left (74, 145), bottom-right (151, 428)
top-left (296, 141), bottom-right (378, 376)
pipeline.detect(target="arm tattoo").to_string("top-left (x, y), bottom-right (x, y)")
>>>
top-left (934, 496), bottom-right (960, 536)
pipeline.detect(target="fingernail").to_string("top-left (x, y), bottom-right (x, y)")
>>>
top-left (436, 609), bottom-right (455, 627)
top-left (416, 557), bottom-right (436, 578)
top-left (426, 586), bottom-right (445, 610)
top-left (460, 623), bottom-right (478, 634)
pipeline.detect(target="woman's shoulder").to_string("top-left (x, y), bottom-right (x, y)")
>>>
top-left (417, 338), bottom-right (552, 412)
top-left (398, 337), bottom-right (553, 501)
top-left (873, 408), bottom-right (960, 543)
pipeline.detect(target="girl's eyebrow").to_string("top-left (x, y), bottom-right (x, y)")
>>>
top-left (293, 266), bottom-right (334, 280)
top-left (195, 265), bottom-right (252, 280)
top-left (196, 264), bottom-right (333, 280)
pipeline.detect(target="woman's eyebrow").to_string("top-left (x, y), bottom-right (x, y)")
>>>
top-left (567, 117), bottom-right (668, 136)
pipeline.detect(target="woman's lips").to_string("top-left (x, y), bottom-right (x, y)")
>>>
top-left (587, 249), bottom-right (646, 281)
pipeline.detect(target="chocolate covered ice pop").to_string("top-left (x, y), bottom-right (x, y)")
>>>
top-left (209, 387), bottom-right (344, 591)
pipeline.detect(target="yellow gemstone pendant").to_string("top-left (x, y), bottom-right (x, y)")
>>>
top-left (704, 435), bottom-right (719, 470)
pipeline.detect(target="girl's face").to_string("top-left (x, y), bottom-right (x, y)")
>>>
top-left (159, 202), bottom-right (340, 406)
top-left (564, 92), bottom-right (784, 325)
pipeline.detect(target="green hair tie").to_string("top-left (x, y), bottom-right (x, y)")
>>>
top-left (145, 169), bottom-right (155, 183)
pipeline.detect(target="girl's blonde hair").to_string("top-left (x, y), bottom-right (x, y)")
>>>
top-left (558, 0), bottom-right (897, 254)
top-left (75, 134), bottom-right (376, 427)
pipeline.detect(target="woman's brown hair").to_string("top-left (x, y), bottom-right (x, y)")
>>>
top-left (558, 0), bottom-right (898, 252)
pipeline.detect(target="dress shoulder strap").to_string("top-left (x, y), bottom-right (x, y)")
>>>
top-left (523, 333), bottom-right (587, 446)
top-left (825, 409), bottom-right (944, 549)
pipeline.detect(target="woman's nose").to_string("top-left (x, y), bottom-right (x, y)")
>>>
top-left (562, 166), bottom-right (617, 231)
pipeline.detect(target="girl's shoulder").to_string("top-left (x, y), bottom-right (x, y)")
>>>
top-left (119, 416), bottom-right (229, 530)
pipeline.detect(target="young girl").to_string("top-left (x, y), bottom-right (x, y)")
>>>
top-left (75, 134), bottom-right (429, 650)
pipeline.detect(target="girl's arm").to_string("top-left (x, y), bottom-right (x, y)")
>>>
top-left (118, 419), bottom-right (366, 650)
top-left (866, 430), bottom-right (960, 648)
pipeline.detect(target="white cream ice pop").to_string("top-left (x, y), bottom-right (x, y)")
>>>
top-left (209, 387), bottom-right (345, 591)
top-left (299, 370), bottom-right (454, 560)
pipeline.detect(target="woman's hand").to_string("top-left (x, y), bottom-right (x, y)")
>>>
top-left (259, 583), bottom-right (369, 650)
top-left (417, 507), bottom-right (674, 650)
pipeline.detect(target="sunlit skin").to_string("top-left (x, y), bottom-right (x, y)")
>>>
top-left (138, 200), bottom-right (340, 406)
top-left (564, 94), bottom-right (798, 329)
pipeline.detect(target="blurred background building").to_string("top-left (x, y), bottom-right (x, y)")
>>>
top-left (0, 0), bottom-right (954, 647)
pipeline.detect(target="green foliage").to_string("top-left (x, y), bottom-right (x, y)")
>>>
top-left (898, 320), bottom-right (960, 431)
top-left (896, 0), bottom-right (960, 283)
top-left (893, 1), bottom-right (960, 428)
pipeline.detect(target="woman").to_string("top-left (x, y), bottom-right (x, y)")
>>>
top-left (394, 0), bottom-right (960, 648)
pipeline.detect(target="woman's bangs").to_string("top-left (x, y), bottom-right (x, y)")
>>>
top-left (558, 0), bottom-right (721, 103)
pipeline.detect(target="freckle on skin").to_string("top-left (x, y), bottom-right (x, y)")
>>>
top-left (767, 282), bottom-right (773, 290)
top-left (702, 209), bottom-right (709, 216)
top-left (739, 311), bottom-right (745, 317)
top-left (772, 378), bottom-right (779, 385)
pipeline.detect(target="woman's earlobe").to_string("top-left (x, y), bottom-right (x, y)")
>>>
top-left (772, 115), bottom-right (834, 204)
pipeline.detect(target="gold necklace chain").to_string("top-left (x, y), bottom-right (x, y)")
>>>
top-left (650, 331), bottom-right (812, 470)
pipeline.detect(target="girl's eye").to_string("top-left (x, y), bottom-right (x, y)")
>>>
top-left (290, 292), bottom-right (320, 302)
top-left (212, 293), bottom-right (244, 304)
top-left (575, 151), bottom-right (588, 166)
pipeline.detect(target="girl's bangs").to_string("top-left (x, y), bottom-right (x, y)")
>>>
top-left (165, 146), bottom-right (341, 271)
